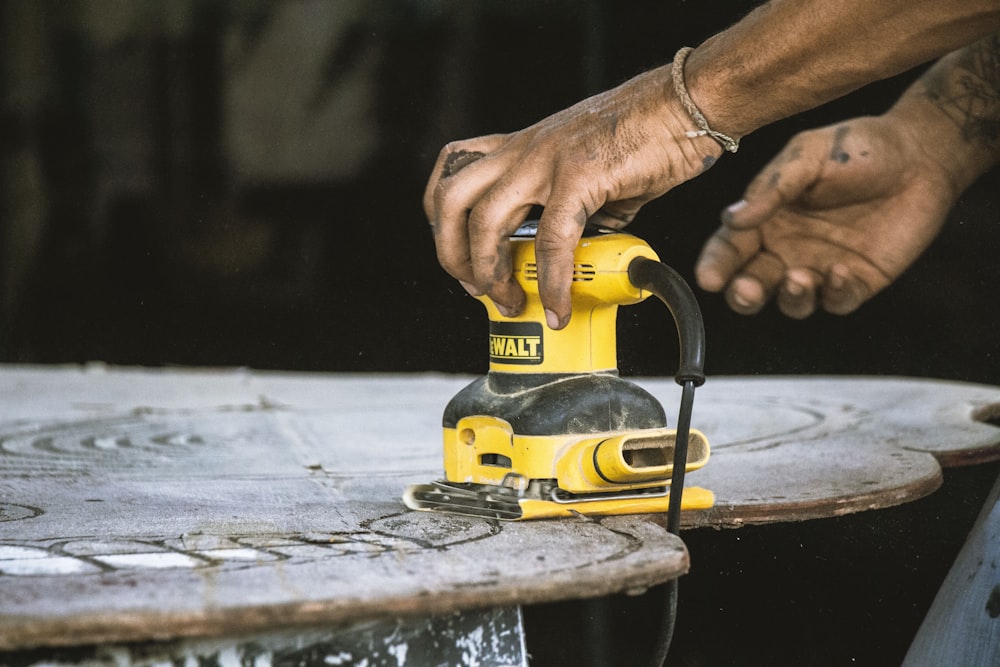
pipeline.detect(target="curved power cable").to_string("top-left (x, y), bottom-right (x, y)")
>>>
top-left (627, 257), bottom-right (706, 667)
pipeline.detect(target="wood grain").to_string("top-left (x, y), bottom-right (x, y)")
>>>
top-left (902, 470), bottom-right (1000, 666)
top-left (0, 365), bottom-right (686, 650)
top-left (1, 366), bottom-right (999, 650)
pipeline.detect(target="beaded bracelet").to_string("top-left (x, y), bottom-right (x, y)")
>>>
top-left (671, 46), bottom-right (740, 153)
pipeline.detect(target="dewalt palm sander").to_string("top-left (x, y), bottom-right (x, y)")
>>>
top-left (404, 221), bottom-right (713, 522)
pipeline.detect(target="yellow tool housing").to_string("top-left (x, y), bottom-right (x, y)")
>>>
top-left (405, 225), bottom-right (713, 520)
top-left (481, 230), bottom-right (657, 374)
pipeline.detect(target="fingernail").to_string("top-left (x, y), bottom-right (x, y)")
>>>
top-left (694, 265), bottom-right (723, 292)
top-left (721, 199), bottom-right (748, 225)
top-left (496, 302), bottom-right (514, 318)
top-left (459, 280), bottom-right (484, 297)
top-left (828, 268), bottom-right (848, 290)
top-left (785, 280), bottom-right (804, 296)
top-left (731, 292), bottom-right (752, 308)
top-left (545, 309), bottom-right (564, 330)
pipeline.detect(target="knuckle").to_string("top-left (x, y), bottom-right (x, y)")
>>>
top-left (429, 178), bottom-right (449, 210)
top-left (436, 252), bottom-right (470, 281)
top-left (466, 205), bottom-right (495, 235)
top-left (439, 140), bottom-right (469, 159)
top-left (533, 230), bottom-right (576, 260)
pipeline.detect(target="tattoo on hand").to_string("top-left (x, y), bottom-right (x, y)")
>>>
top-left (829, 125), bottom-right (851, 163)
top-left (925, 34), bottom-right (1000, 149)
top-left (760, 145), bottom-right (803, 191)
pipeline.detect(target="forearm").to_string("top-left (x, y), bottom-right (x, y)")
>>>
top-left (888, 34), bottom-right (1000, 193)
top-left (684, 0), bottom-right (1000, 138)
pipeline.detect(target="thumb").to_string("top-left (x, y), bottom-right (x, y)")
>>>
top-left (722, 138), bottom-right (825, 230)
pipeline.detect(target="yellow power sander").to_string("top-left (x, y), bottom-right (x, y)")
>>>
top-left (404, 222), bottom-right (713, 522)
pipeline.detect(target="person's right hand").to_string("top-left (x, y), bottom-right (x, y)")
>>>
top-left (423, 65), bottom-right (724, 330)
top-left (695, 115), bottom-right (961, 318)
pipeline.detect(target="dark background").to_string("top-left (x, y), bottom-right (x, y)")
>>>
top-left (2, 2), bottom-right (998, 666)
top-left (3, 0), bottom-right (998, 381)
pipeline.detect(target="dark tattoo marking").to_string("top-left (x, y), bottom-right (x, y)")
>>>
top-left (760, 144), bottom-right (803, 189)
top-left (829, 125), bottom-right (851, 164)
top-left (441, 150), bottom-right (486, 179)
top-left (924, 34), bottom-right (1000, 148)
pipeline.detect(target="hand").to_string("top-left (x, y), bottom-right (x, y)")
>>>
top-left (423, 66), bottom-right (723, 329)
top-left (695, 116), bottom-right (959, 318)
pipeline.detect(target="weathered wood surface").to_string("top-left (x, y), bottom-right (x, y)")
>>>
top-left (902, 470), bottom-right (1000, 666)
top-left (675, 375), bottom-right (1000, 527)
top-left (1, 366), bottom-right (999, 650)
top-left (0, 365), bottom-right (686, 651)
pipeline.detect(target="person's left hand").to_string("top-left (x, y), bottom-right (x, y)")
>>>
top-left (695, 116), bottom-right (959, 318)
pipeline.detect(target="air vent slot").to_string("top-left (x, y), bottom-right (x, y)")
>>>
top-left (480, 453), bottom-right (513, 468)
top-left (523, 262), bottom-right (596, 282)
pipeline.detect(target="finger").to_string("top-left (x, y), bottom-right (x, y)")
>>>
top-left (694, 227), bottom-right (762, 293)
top-left (466, 185), bottom-right (539, 317)
top-left (726, 276), bottom-right (768, 315)
top-left (777, 267), bottom-right (820, 319)
top-left (821, 264), bottom-right (872, 315)
top-left (431, 145), bottom-right (513, 287)
top-left (467, 217), bottom-right (532, 319)
top-left (722, 137), bottom-right (825, 231)
top-left (724, 251), bottom-right (786, 315)
top-left (534, 200), bottom-right (590, 330)
top-left (423, 135), bottom-right (506, 221)
top-left (458, 280), bottom-right (484, 297)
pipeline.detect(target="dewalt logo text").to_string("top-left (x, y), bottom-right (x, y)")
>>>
top-left (490, 335), bottom-right (541, 361)
top-left (489, 321), bottom-right (543, 365)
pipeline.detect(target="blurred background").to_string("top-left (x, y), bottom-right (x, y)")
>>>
top-left (2, 0), bottom-right (998, 381)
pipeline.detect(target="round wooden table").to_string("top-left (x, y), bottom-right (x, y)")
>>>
top-left (2, 366), bottom-right (998, 662)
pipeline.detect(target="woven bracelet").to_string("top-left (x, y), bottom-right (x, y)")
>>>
top-left (671, 46), bottom-right (740, 153)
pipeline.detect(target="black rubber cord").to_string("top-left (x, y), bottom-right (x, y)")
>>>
top-left (647, 380), bottom-right (696, 667)
top-left (627, 257), bottom-right (706, 667)
top-left (627, 257), bottom-right (706, 389)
